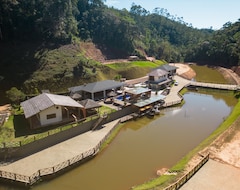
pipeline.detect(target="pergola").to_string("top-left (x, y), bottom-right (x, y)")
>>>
top-left (79, 99), bottom-right (101, 117)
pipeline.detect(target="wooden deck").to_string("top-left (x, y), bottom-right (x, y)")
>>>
top-left (187, 81), bottom-right (239, 91)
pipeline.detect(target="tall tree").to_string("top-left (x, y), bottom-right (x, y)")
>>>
top-left (36, 0), bottom-right (79, 41)
top-left (0, 0), bottom-right (19, 40)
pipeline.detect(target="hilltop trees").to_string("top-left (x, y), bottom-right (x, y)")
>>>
top-left (0, 0), bottom-right (79, 42)
top-left (185, 20), bottom-right (240, 66)
top-left (0, 0), bottom-right (239, 96)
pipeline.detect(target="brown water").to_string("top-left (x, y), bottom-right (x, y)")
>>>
top-left (0, 91), bottom-right (236, 190)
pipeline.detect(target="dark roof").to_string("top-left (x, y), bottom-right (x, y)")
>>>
top-left (69, 80), bottom-right (125, 94)
top-left (159, 64), bottom-right (177, 72)
top-left (148, 69), bottom-right (168, 77)
top-left (21, 93), bottom-right (83, 118)
top-left (79, 99), bottom-right (101, 109)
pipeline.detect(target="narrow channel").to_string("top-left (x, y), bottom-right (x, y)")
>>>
top-left (0, 90), bottom-right (236, 190)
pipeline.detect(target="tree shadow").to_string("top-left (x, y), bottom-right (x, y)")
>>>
top-left (13, 114), bottom-right (74, 138)
top-left (13, 115), bottom-right (32, 138)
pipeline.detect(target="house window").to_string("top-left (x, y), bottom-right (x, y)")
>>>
top-left (47, 113), bottom-right (56, 120)
top-left (149, 76), bottom-right (154, 81)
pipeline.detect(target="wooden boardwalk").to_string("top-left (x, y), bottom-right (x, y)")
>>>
top-left (163, 75), bottom-right (239, 108)
top-left (187, 81), bottom-right (239, 91)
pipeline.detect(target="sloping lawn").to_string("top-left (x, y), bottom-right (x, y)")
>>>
top-left (105, 60), bottom-right (166, 80)
top-left (106, 60), bottom-right (165, 70)
top-left (190, 65), bottom-right (228, 84)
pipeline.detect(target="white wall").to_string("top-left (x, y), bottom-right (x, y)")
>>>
top-left (39, 106), bottom-right (62, 126)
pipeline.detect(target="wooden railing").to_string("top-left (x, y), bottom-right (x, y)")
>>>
top-left (164, 153), bottom-right (210, 190)
top-left (0, 120), bottom-right (120, 186)
top-left (0, 113), bottom-right (104, 149)
top-left (163, 89), bottom-right (183, 108)
top-left (188, 81), bottom-right (238, 90)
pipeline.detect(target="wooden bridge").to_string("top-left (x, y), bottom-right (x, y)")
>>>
top-left (187, 81), bottom-right (240, 91)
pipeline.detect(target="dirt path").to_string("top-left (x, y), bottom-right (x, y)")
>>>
top-left (204, 117), bottom-right (240, 168)
top-left (170, 63), bottom-right (196, 80)
top-left (0, 104), bottom-right (11, 112)
top-left (218, 67), bottom-right (240, 85)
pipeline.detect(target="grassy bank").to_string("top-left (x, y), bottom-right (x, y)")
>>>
top-left (100, 123), bottom-right (123, 151)
top-left (190, 65), bottom-right (228, 84)
top-left (105, 60), bottom-right (165, 80)
top-left (132, 99), bottom-right (240, 190)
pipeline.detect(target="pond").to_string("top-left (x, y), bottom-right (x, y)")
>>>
top-left (0, 90), bottom-right (236, 190)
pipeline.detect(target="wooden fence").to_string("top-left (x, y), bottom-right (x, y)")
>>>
top-left (163, 91), bottom-right (183, 108)
top-left (164, 153), bottom-right (210, 190)
top-left (0, 113), bottom-right (104, 149)
top-left (0, 120), bottom-right (120, 186)
top-left (163, 100), bottom-right (182, 108)
top-left (188, 82), bottom-right (239, 91)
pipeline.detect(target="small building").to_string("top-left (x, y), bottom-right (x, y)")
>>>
top-left (79, 99), bottom-right (102, 117)
top-left (158, 64), bottom-right (177, 77)
top-left (133, 93), bottom-right (165, 115)
top-left (148, 69), bottom-right (172, 90)
top-left (128, 55), bottom-right (139, 61)
top-left (124, 87), bottom-right (152, 103)
top-left (21, 93), bottom-right (85, 129)
top-left (68, 80), bottom-right (125, 101)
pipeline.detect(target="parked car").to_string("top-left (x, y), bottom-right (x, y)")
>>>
top-left (174, 81), bottom-right (179, 86)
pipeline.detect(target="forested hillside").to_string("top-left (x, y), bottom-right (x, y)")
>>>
top-left (186, 21), bottom-right (240, 66)
top-left (0, 0), bottom-right (239, 96)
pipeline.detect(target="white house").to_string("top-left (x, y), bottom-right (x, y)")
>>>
top-left (147, 68), bottom-right (173, 90)
top-left (21, 93), bottom-right (84, 129)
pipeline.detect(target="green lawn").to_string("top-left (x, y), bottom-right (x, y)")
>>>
top-left (105, 60), bottom-right (166, 80)
top-left (106, 60), bottom-right (165, 70)
top-left (0, 105), bottom-right (115, 146)
top-left (190, 65), bottom-right (228, 84)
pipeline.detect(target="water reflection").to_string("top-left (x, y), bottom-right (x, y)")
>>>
top-left (0, 91), bottom-right (236, 190)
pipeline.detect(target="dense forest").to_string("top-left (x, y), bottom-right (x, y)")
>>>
top-left (0, 0), bottom-right (240, 97)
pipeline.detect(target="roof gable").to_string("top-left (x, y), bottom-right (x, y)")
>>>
top-left (159, 64), bottom-right (177, 72)
top-left (69, 80), bottom-right (124, 93)
top-left (45, 93), bottom-right (83, 108)
top-left (79, 99), bottom-right (101, 109)
top-left (148, 69), bottom-right (168, 77)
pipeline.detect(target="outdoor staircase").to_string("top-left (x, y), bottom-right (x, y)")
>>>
top-left (92, 117), bottom-right (105, 131)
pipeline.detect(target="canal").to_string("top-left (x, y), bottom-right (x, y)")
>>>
top-left (0, 90), bottom-right (234, 190)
